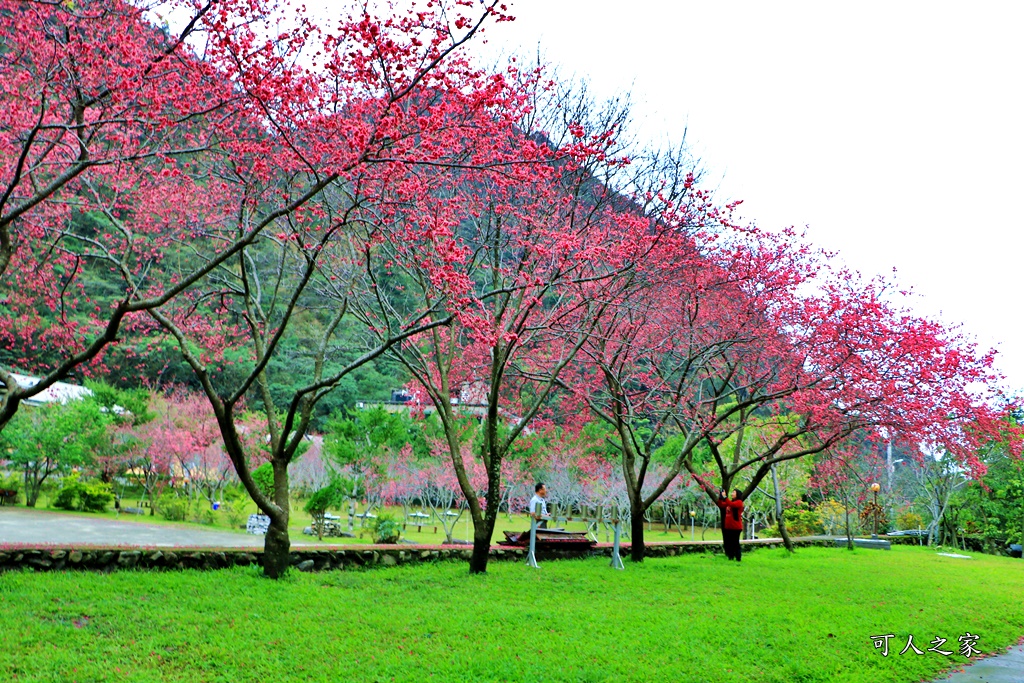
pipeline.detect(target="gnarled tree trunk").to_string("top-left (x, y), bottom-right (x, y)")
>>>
top-left (771, 463), bottom-right (794, 552)
top-left (629, 496), bottom-right (646, 562)
top-left (263, 516), bottom-right (291, 579)
top-left (469, 511), bottom-right (497, 574)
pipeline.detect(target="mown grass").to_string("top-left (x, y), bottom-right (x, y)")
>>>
top-left (4, 546), bottom-right (1019, 683)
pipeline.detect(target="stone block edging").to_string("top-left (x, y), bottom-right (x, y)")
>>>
top-left (0, 538), bottom-right (841, 574)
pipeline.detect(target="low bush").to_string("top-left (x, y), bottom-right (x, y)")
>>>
top-left (762, 502), bottom-right (824, 537)
top-left (859, 502), bottom-right (891, 534)
top-left (155, 494), bottom-right (187, 522)
top-left (191, 502), bottom-right (216, 526)
top-left (222, 499), bottom-right (246, 528)
top-left (53, 473), bottom-right (114, 512)
top-left (251, 462), bottom-right (275, 500)
top-left (896, 509), bottom-right (924, 530)
top-left (372, 512), bottom-right (402, 544)
top-left (1, 473), bottom-right (20, 493)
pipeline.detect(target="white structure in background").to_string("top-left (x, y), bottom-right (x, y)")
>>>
top-left (0, 372), bottom-right (93, 407)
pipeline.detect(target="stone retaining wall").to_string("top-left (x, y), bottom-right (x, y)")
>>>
top-left (0, 538), bottom-right (838, 574)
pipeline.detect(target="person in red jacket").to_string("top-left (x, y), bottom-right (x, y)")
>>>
top-left (717, 489), bottom-right (745, 562)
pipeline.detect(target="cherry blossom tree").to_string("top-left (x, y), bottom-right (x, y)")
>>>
top-left (366, 79), bottom-right (691, 572)
top-left (121, 414), bottom-right (176, 511)
top-left (289, 437), bottom-right (330, 495)
top-left (570, 217), bottom-right (1012, 560)
top-left (140, 0), bottom-right (518, 577)
top-left (0, 0), bottom-right (297, 428)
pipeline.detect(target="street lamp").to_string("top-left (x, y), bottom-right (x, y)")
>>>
top-left (689, 509), bottom-right (696, 541)
top-left (870, 482), bottom-right (881, 539)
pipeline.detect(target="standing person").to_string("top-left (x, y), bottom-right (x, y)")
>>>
top-left (529, 483), bottom-right (550, 529)
top-left (717, 489), bottom-right (745, 562)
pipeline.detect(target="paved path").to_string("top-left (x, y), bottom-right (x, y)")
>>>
top-left (3, 509), bottom-right (817, 551)
top-left (0, 508), bottom-right (272, 548)
top-left (930, 644), bottom-right (1024, 682)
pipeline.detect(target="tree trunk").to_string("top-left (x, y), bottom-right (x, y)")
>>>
top-left (262, 518), bottom-right (291, 579)
top-left (778, 512), bottom-right (794, 551)
top-left (468, 509), bottom-right (497, 574)
top-left (630, 503), bottom-right (646, 562)
top-left (24, 470), bottom-right (40, 507)
top-left (843, 502), bottom-right (854, 550)
top-left (313, 512), bottom-right (324, 541)
top-left (771, 464), bottom-right (794, 552)
top-left (260, 459), bottom-right (292, 578)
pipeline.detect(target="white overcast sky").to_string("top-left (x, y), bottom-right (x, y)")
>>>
top-left (465, 1), bottom-right (1024, 392)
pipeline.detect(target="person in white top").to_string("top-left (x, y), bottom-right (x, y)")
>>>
top-left (529, 482), bottom-right (550, 529)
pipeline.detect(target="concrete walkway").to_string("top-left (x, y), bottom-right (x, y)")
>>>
top-left (0, 508), bottom-right (271, 548)
top-left (4, 508), bottom-right (820, 551)
top-left (930, 644), bottom-right (1024, 682)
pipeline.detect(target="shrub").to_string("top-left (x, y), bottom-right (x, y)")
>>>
top-left (0, 473), bottom-right (19, 505)
top-left (80, 481), bottom-right (114, 511)
top-left (859, 502), bottom-right (891, 534)
top-left (304, 480), bottom-right (348, 539)
top-left (223, 500), bottom-right (246, 528)
top-left (191, 501), bottom-right (216, 525)
top-left (53, 483), bottom-right (78, 510)
top-left (53, 473), bottom-right (113, 512)
top-left (1, 473), bottom-right (20, 493)
top-left (896, 509), bottom-right (924, 531)
top-left (372, 512), bottom-right (402, 544)
top-left (761, 503), bottom-right (825, 538)
top-left (156, 494), bottom-right (187, 522)
top-left (251, 462), bottom-right (276, 500)
top-left (816, 499), bottom-right (849, 535)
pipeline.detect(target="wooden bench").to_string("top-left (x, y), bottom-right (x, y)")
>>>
top-left (834, 537), bottom-right (891, 550)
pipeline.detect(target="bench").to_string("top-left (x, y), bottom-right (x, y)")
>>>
top-left (0, 488), bottom-right (17, 506)
top-left (834, 537), bottom-right (891, 550)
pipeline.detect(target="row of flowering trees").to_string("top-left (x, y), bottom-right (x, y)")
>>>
top-left (38, 388), bottom-right (707, 530)
top-left (1, 0), bottom-right (1016, 577)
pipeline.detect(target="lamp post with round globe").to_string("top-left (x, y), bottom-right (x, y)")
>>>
top-left (870, 482), bottom-right (881, 539)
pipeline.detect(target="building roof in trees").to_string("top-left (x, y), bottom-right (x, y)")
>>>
top-left (0, 372), bottom-right (92, 407)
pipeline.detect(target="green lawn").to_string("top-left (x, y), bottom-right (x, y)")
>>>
top-left (2, 547), bottom-right (1021, 682)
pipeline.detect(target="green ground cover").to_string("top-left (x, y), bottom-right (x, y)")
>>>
top-left (2, 547), bottom-right (1021, 682)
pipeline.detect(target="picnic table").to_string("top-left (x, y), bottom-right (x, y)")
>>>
top-left (406, 511), bottom-right (431, 531)
top-left (353, 511), bottom-right (377, 529)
